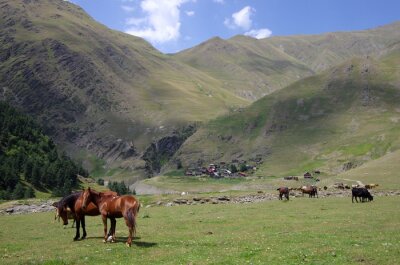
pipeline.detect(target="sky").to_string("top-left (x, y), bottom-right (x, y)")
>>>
top-left (68, 0), bottom-right (400, 54)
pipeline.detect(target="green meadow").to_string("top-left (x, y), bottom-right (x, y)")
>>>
top-left (1, 196), bottom-right (399, 265)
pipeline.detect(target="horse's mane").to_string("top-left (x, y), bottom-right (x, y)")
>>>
top-left (58, 191), bottom-right (82, 210)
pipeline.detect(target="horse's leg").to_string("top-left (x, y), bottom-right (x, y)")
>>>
top-left (74, 217), bottom-right (80, 241)
top-left (81, 215), bottom-right (87, 240)
top-left (102, 215), bottom-right (108, 243)
top-left (110, 218), bottom-right (116, 243)
top-left (72, 219), bottom-right (75, 228)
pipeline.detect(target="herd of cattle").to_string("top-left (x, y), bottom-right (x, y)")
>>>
top-left (277, 184), bottom-right (377, 202)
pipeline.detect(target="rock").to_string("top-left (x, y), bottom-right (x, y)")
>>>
top-left (165, 202), bottom-right (174, 207)
top-left (5, 208), bottom-right (14, 213)
top-left (173, 199), bottom-right (188, 204)
top-left (217, 196), bottom-right (230, 201)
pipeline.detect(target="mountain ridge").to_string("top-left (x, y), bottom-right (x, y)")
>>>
top-left (1, 0), bottom-right (399, 181)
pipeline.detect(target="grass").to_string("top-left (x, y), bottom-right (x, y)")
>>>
top-left (0, 196), bottom-right (399, 264)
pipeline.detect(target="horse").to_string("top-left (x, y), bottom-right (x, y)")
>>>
top-left (301, 185), bottom-right (318, 198)
top-left (81, 187), bottom-right (140, 247)
top-left (277, 187), bottom-right (289, 200)
top-left (52, 201), bottom-right (75, 228)
top-left (56, 190), bottom-right (117, 240)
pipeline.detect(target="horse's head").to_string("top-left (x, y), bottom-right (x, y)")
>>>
top-left (57, 206), bottom-right (69, 226)
top-left (81, 187), bottom-right (92, 210)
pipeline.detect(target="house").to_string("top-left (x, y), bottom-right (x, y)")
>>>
top-left (304, 172), bottom-right (313, 178)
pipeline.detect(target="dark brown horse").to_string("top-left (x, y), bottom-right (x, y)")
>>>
top-left (56, 190), bottom-right (117, 240)
top-left (81, 187), bottom-right (140, 247)
top-left (277, 187), bottom-right (289, 200)
top-left (52, 201), bottom-right (75, 228)
top-left (301, 185), bottom-right (318, 198)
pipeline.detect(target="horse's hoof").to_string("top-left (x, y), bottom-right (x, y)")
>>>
top-left (126, 242), bottom-right (131, 247)
top-left (73, 238), bottom-right (79, 241)
top-left (80, 237), bottom-right (86, 240)
top-left (103, 239), bottom-right (107, 243)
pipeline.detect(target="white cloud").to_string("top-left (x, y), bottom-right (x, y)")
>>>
top-left (244, 28), bottom-right (272, 39)
top-left (185, 10), bottom-right (195, 16)
top-left (121, 5), bottom-right (135, 12)
top-left (125, 0), bottom-right (188, 44)
top-left (213, 0), bottom-right (224, 4)
top-left (126, 17), bottom-right (146, 26)
top-left (225, 6), bottom-right (254, 30)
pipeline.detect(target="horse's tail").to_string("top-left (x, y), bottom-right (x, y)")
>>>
top-left (127, 201), bottom-right (139, 236)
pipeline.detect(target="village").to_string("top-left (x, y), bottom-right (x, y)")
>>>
top-left (184, 158), bottom-right (262, 178)
top-left (184, 157), bottom-right (322, 182)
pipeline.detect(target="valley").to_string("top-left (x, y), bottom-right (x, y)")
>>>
top-left (0, 0), bottom-right (399, 190)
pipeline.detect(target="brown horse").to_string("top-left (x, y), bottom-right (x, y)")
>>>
top-left (81, 187), bottom-right (140, 247)
top-left (57, 190), bottom-right (117, 240)
top-left (277, 187), bottom-right (289, 200)
top-left (52, 201), bottom-right (75, 228)
top-left (301, 185), bottom-right (318, 198)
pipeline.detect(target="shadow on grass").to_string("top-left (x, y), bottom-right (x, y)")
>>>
top-left (81, 236), bottom-right (157, 248)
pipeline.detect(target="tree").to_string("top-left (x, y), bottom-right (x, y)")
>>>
top-left (239, 164), bottom-right (248, 172)
top-left (230, 164), bottom-right (238, 173)
top-left (176, 160), bottom-right (183, 169)
top-left (97, 178), bottom-right (104, 186)
top-left (24, 186), bottom-right (35, 198)
top-left (12, 183), bottom-right (25, 200)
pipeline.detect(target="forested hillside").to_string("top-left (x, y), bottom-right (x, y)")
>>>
top-left (0, 102), bottom-right (87, 199)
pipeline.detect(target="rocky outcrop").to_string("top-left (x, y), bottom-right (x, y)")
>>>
top-left (142, 125), bottom-right (196, 176)
top-left (0, 200), bottom-right (57, 215)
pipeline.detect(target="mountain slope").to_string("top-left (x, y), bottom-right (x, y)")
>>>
top-left (172, 46), bottom-right (400, 178)
top-left (0, 102), bottom-right (87, 199)
top-left (0, 0), bottom-right (247, 178)
top-left (175, 22), bottom-right (400, 100)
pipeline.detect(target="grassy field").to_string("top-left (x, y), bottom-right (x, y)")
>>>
top-left (1, 196), bottom-right (399, 265)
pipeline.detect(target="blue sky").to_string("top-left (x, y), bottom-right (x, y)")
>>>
top-left (69, 0), bottom-right (400, 54)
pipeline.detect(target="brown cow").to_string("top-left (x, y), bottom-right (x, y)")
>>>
top-left (365, 184), bottom-right (379, 189)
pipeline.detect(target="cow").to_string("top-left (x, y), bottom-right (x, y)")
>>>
top-left (277, 187), bottom-right (289, 200)
top-left (352, 188), bottom-right (373, 203)
top-left (334, 183), bottom-right (345, 189)
top-left (365, 184), bottom-right (379, 189)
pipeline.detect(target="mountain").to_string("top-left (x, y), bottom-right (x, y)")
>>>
top-left (171, 45), bottom-right (400, 178)
top-left (1, 0), bottom-right (399, 181)
top-left (175, 22), bottom-right (400, 100)
top-left (0, 0), bottom-right (247, 180)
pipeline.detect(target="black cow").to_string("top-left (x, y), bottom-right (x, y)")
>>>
top-left (352, 188), bottom-right (373, 203)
